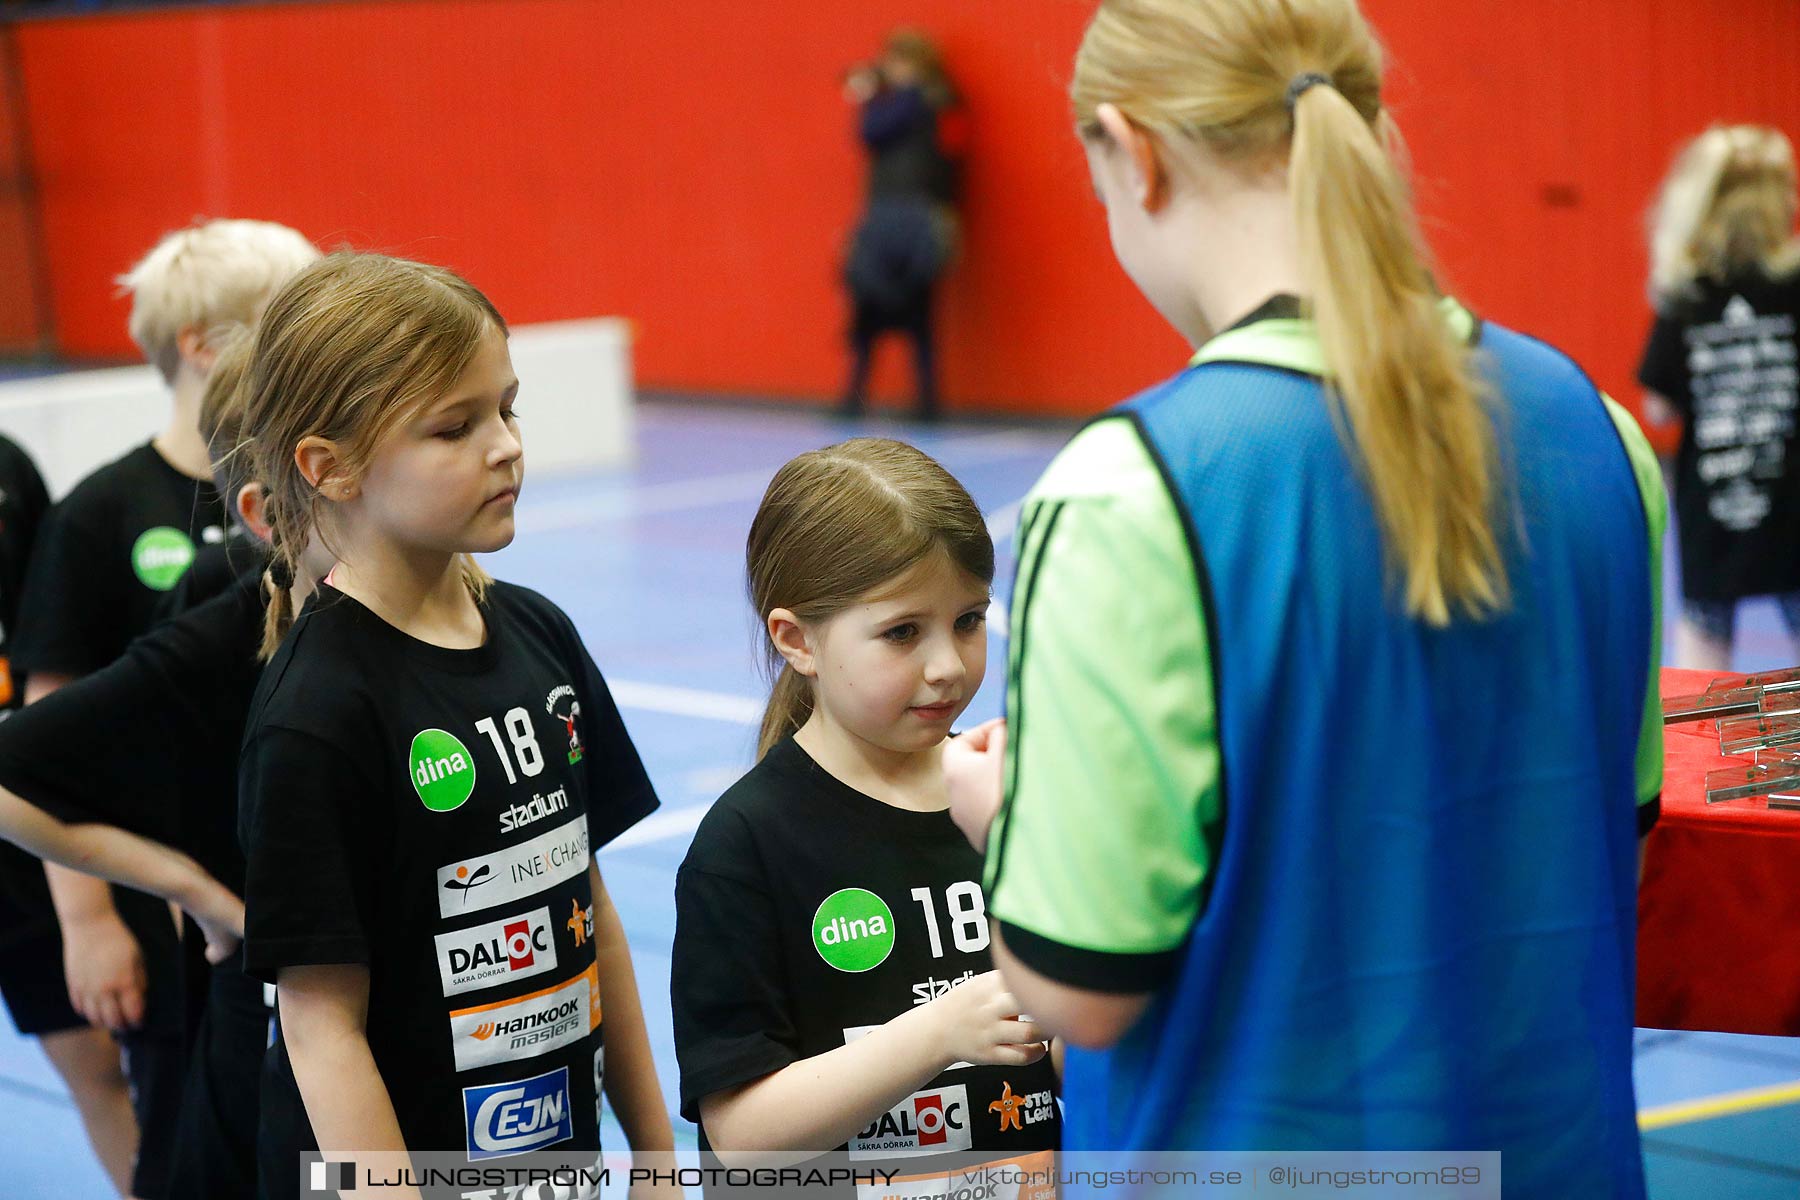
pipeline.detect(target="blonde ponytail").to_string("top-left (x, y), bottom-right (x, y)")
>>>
top-left (1073, 0), bottom-right (1505, 626)
top-left (1290, 87), bottom-right (1504, 626)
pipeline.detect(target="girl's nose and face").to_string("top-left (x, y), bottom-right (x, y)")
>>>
top-left (349, 322), bottom-right (525, 559)
top-left (795, 551), bottom-right (992, 757)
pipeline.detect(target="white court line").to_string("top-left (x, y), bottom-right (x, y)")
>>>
top-left (516, 467), bottom-right (778, 534)
top-left (610, 679), bottom-right (760, 726)
top-left (516, 429), bottom-right (1055, 536)
top-left (601, 801), bottom-right (716, 851)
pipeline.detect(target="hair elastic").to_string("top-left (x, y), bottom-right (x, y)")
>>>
top-left (268, 558), bottom-right (295, 590)
top-left (1285, 72), bottom-right (1333, 113)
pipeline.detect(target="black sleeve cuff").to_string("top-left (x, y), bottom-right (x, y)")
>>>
top-left (677, 1041), bottom-right (797, 1127)
top-left (1638, 793), bottom-right (1661, 837)
top-left (997, 919), bottom-right (1180, 995)
top-left (241, 935), bottom-right (370, 985)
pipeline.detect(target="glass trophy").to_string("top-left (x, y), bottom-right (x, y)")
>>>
top-left (1717, 713), bottom-right (1800, 757)
top-left (1666, 686), bottom-right (1800, 725)
top-left (1705, 753), bottom-right (1800, 804)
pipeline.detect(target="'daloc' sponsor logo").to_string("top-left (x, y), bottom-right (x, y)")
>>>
top-left (498, 785), bottom-right (569, 833)
top-left (449, 964), bottom-right (600, 1071)
top-left (433, 907), bottom-right (557, 996)
top-left (411, 728), bottom-right (477, 812)
top-left (436, 817), bottom-right (590, 918)
top-left (811, 888), bottom-right (895, 973)
top-left (850, 1084), bottom-right (971, 1159)
top-left (462, 1066), bottom-right (575, 1161)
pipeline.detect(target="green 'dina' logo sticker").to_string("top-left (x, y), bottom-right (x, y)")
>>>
top-left (131, 527), bottom-right (196, 591)
top-left (812, 888), bottom-right (895, 973)
top-left (410, 728), bottom-right (476, 812)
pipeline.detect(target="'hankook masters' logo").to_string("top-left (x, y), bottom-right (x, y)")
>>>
top-left (449, 964), bottom-right (600, 1071)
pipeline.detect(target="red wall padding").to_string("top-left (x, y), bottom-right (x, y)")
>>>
top-left (14, 0), bottom-right (1800, 422)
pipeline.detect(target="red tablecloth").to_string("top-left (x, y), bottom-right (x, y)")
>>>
top-left (1636, 666), bottom-right (1800, 1035)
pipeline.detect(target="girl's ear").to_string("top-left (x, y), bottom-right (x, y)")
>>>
top-left (1095, 102), bottom-right (1170, 214)
top-left (767, 608), bottom-right (817, 678)
top-left (295, 437), bottom-right (359, 502)
top-left (236, 483), bottom-right (273, 542)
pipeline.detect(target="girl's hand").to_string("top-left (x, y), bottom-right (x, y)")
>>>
top-left (62, 911), bottom-right (147, 1032)
top-left (926, 970), bottom-right (1046, 1068)
top-left (944, 719), bottom-right (1006, 854)
top-left (186, 884), bottom-right (246, 965)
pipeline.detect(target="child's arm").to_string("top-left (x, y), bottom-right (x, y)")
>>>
top-left (700, 970), bottom-right (1044, 1167)
top-left (0, 785), bottom-right (242, 964)
top-left (279, 963), bottom-right (423, 1200)
top-left (588, 861), bottom-right (676, 1157)
top-left (26, 670), bottom-right (150, 1031)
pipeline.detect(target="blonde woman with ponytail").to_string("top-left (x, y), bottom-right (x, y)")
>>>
top-left (944, 2), bottom-right (1663, 1192)
top-left (234, 254), bottom-right (675, 1200)
top-left (671, 439), bottom-right (1062, 1174)
top-left (1639, 125), bottom-right (1800, 670)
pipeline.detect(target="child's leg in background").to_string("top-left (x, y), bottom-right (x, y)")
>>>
top-left (1677, 596), bottom-right (1734, 671)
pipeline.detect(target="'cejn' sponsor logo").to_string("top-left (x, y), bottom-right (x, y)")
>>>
top-left (849, 1085), bottom-right (971, 1160)
top-left (449, 964), bottom-right (600, 1072)
top-left (462, 1066), bottom-right (575, 1161)
top-left (437, 817), bottom-right (590, 918)
top-left (433, 907), bottom-right (557, 997)
top-left (499, 785), bottom-right (569, 834)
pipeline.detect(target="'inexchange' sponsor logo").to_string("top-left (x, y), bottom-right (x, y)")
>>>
top-left (449, 964), bottom-right (601, 1072)
top-left (438, 817), bottom-right (590, 918)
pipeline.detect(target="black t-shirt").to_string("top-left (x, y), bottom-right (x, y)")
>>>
top-left (0, 433), bottom-right (53, 944)
top-left (0, 568), bottom-right (264, 892)
top-left (239, 581), bottom-right (658, 1191)
top-left (1638, 269), bottom-right (1800, 601)
top-left (12, 440), bottom-right (227, 676)
top-left (158, 527), bottom-right (269, 623)
top-left (0, 568), bottom-right (270, 1193)
top-left (673, 737), bottom-right (1060, 1191)
top-left (0, 432), bottom-right (50, 707)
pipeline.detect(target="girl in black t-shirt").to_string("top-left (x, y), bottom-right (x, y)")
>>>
top-left (0, 333), bottom-right (336, 1199)
top-left (235, 254), bottom-right (671, 1199)
top-left (673, 439), bottom-right (1060, 1196)
top-left (1639, 124), bottom-right (1800, 669)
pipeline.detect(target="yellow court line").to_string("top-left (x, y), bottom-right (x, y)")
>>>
top-left (1638, 1078), bottom-right (1800, 1131)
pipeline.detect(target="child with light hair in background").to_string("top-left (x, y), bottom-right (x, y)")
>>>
top-left (1639, 126), bottom-right (1800, 669)
top-left (8, 217), bottom-right (317, 1200)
